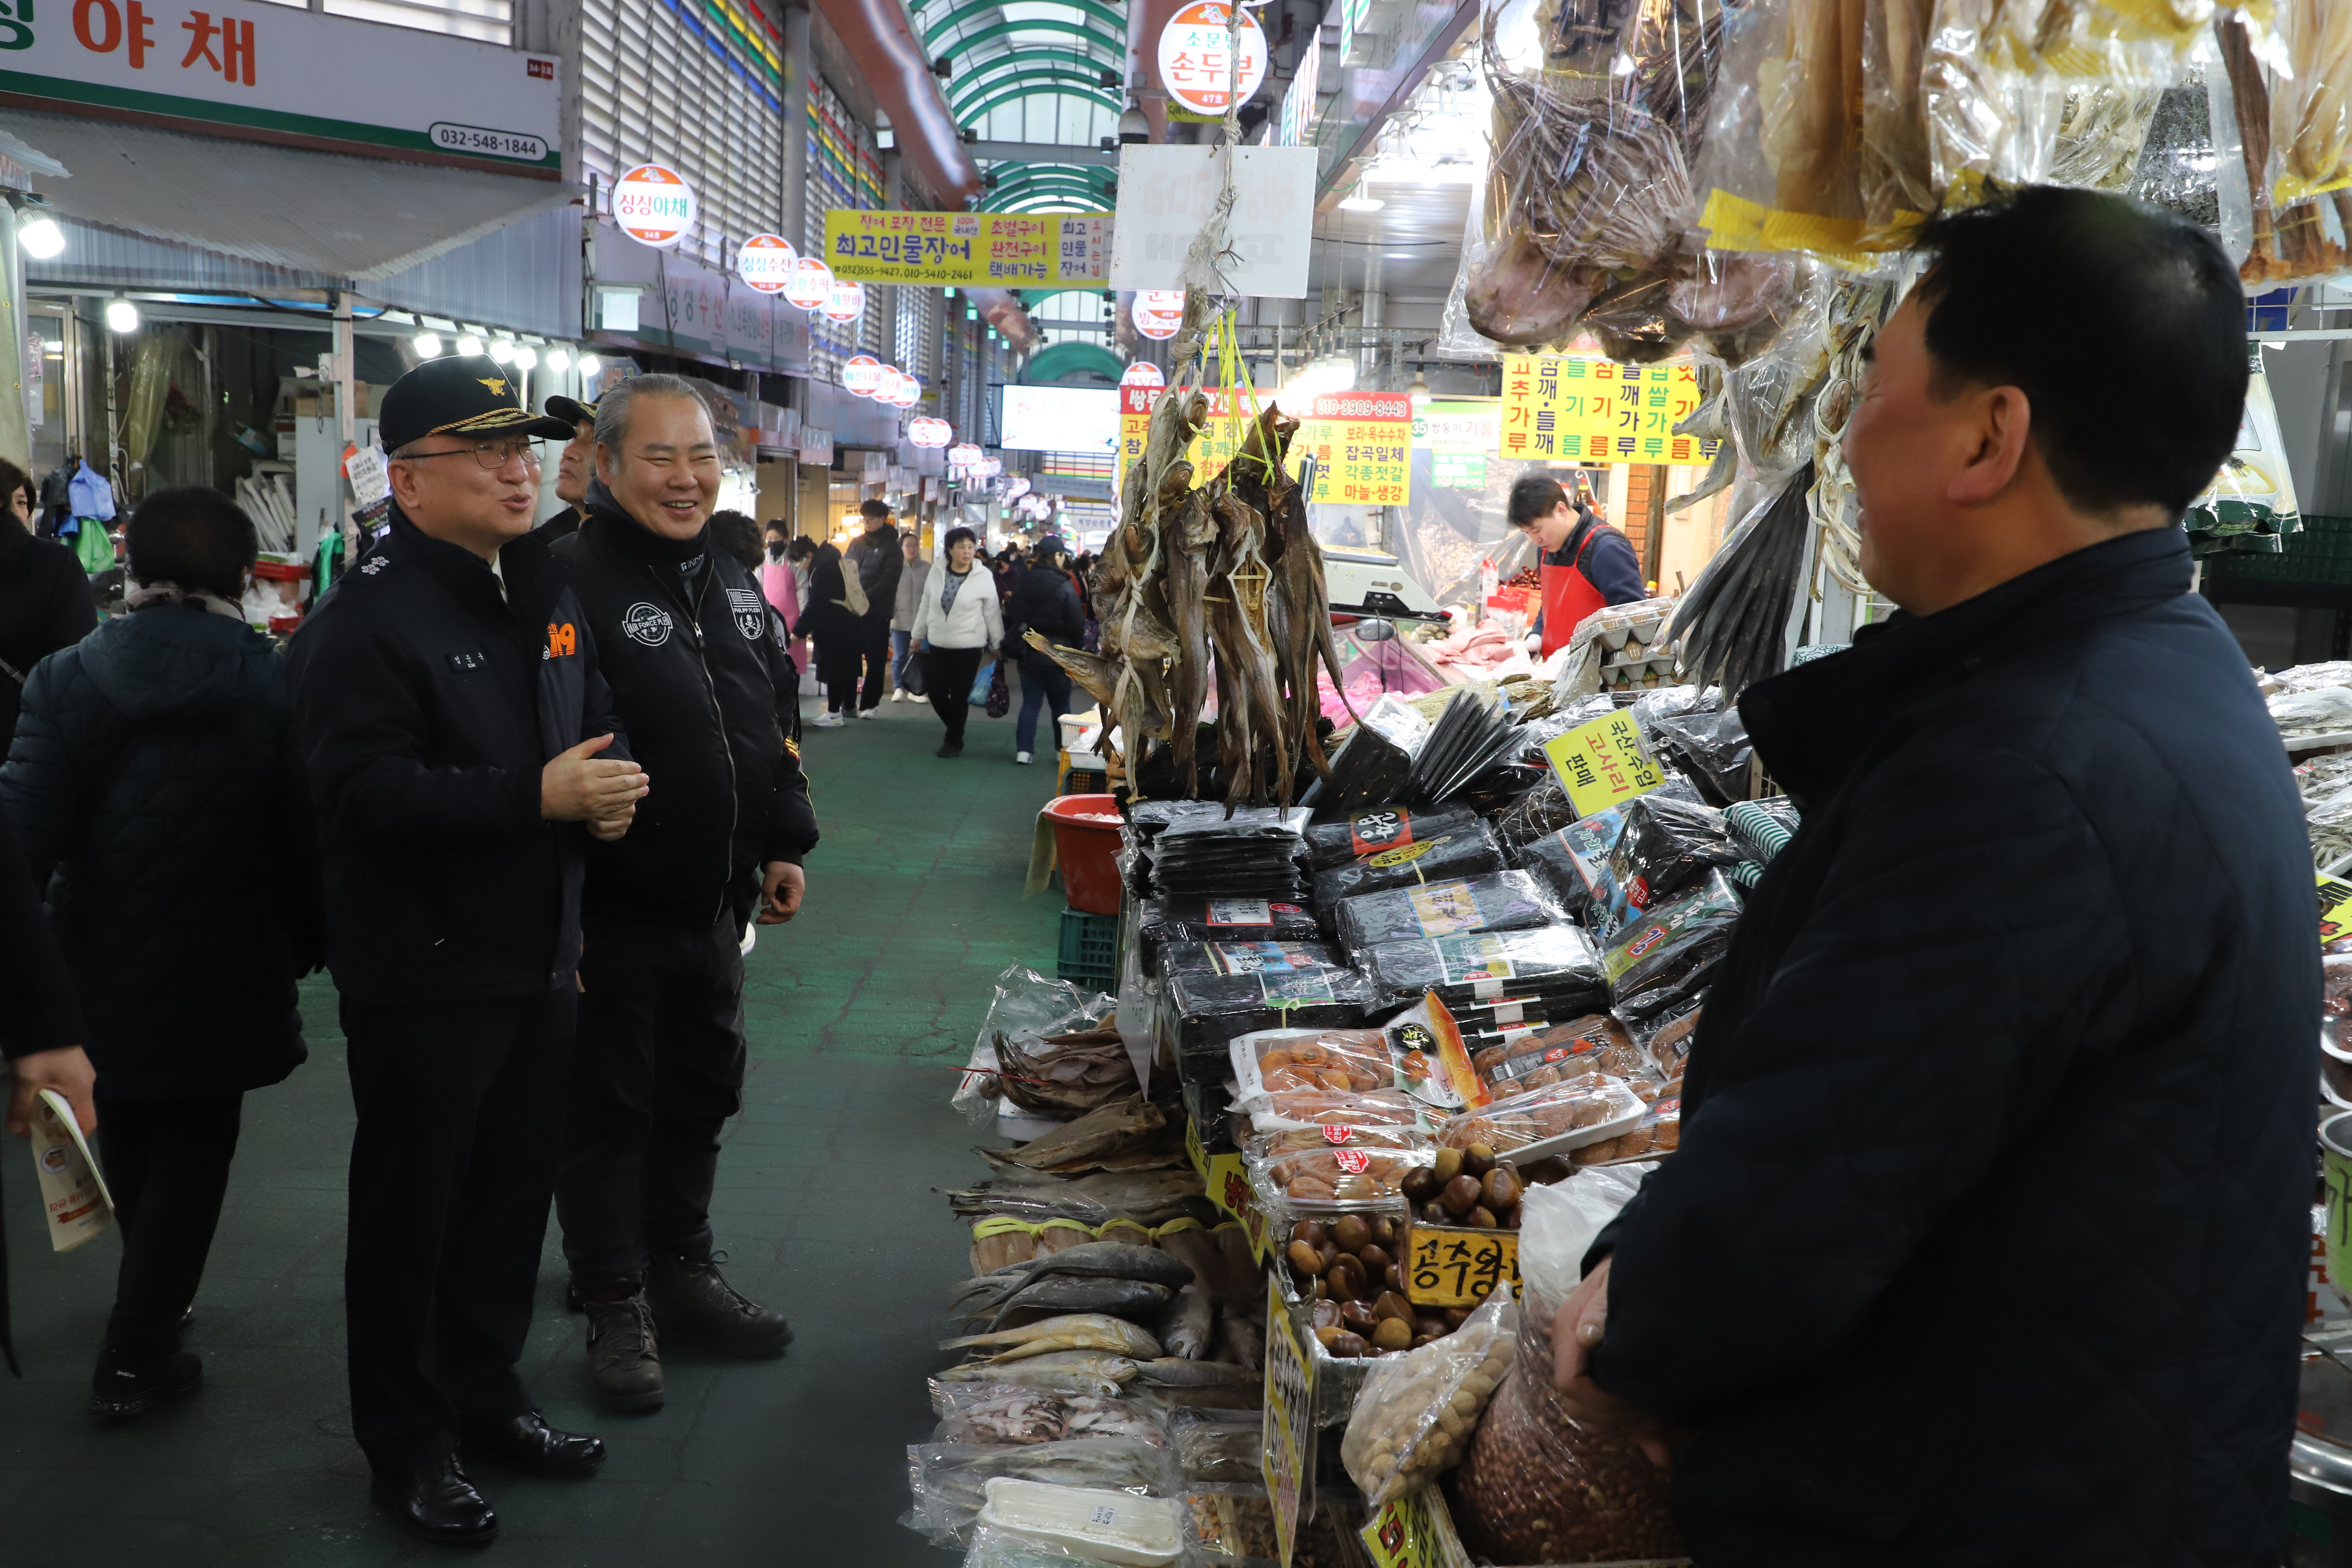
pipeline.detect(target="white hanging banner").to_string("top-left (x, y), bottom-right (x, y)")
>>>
top-left (1109, 144), bottom-right (1316, 298)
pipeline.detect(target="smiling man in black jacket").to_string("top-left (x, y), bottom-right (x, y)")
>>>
top-left (1552, 189), bottom-right (2318, 1565)
top-left (548, 375), bottom-right (817, 1412)
top-left (288, 358), bottom-right (648, 1547)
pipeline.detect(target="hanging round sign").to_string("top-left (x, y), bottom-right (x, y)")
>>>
top-left (613, 163), bottom-right (697, 250)
top-left (1131, 290), bottom-right (1184, 340)
top-left (784, 257), bottom-right (833, 310)
top-left (1120, 360), bottom-right (1166, 389)
top-left (886, 371), bottom-right (921, 409)
top-left (842, 354), bottom-right (882, 397)
top-left (1156, 2), bottom-right (1268, 117)
top-left (737, 233), bottom-right (798, 293)
top-left (822, 279), bottom-right (866, 322)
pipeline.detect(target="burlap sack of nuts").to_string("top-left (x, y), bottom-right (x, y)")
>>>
top-left (1448, 1299), bottom-right (1681, 1562)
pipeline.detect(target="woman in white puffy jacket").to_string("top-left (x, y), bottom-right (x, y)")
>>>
top-left (907, 525), bottom-right (1003, 758)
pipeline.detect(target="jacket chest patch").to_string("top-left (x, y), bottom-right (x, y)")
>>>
top-left (622, 602), bottom-right (674, 647)
top-left (726, 587), bottom-right (766, 640)
top-left (446, 649), bottom-right (492, 676)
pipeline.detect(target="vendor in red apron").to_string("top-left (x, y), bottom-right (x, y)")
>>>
top-left (1508, 474), bottom-right (1649, 657)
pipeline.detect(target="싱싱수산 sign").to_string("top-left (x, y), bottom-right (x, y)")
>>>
top-left (0, 0), bottom-right (561, 174)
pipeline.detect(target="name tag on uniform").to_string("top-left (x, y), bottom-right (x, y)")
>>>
top-left (447, 649), bottom-right (492, 675)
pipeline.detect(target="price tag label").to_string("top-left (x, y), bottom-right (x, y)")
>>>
top-left (1404, 1222), bottom-right (1521, 1310)
top-left (1543, 710), bottom-right (1666, 817)
top-left (1361, 1488), bottom-right (1445, 1568)
top-left (1197, 1132), bottom-right (1271, 1266)
top-left (2323, 873), bottom-right (2352, 947)
top-left (1408, 881), bottom-right (1485, 937)
top-left (1262, 1274), bottom-right (1318, 1568)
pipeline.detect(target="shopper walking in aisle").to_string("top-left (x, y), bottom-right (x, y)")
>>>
top-left (1553, 188), bottom-right (2317, 1565)
top-left (0, 458), bottom-right (96, 754)
top-left (288, 358), bottom-right (646, 1546)
top-left (1, 486), bottom-right (324, 1417)
top-left (843, 499), bottom-right (902, 717)
top-left (1004, 534), bottom-right (1083, 766)
top-left (548, 377), bottom-right (815, 1412)
top-left (534, 395), bottom-right (599, 542)
top-left (908, 525), bottom-right (1001, 759)
top-left (890, 531), bottom-right (929, 701)
top-left (1506, 473), bottom-right (1646, 657)
top-left (801, 535), bottom-right (864, 727)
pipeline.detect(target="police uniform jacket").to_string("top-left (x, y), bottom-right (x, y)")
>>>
top-left (556, 494), bottom-right (817, 930)
top-left (287, 508), bottom-right (626, 1004)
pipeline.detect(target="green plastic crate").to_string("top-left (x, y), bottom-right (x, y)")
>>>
top-left (2207, 514), bottom-right (2352, 585)
top-left (1057, 908), bottom-right (1119, 989)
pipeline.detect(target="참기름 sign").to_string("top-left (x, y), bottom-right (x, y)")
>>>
top-left (1544, 709), bottom-right (1667, 817)
top-left (1498, 355), bottom-right (1718, 466)
top-left (0, 0), bottom-right (562, 172)
top-left (822, 210), bottom-right (1110, 287)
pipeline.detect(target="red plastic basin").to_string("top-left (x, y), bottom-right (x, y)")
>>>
top-left (1043, 793), bottom-right (1124, 914)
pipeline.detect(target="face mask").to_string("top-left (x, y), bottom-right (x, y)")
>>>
top-left (767, 541), bottom-right (786, 560)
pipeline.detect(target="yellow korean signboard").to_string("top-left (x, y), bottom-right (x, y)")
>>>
top-left (822, 210), bottom-right (1110, 286)
top-left (1404, 1222), bottom-right (1522, 1309)
top-left (1544, 710), bottom-right (1668, 817)
top-left (1498, 354), bottom-right (1717, 466)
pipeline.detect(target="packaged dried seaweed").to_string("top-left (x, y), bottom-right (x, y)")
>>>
top-left (1334, 870), bottom-right (1569, 952)
top-left (1303, 806), bottom-right (1484, 870)
top-left (1363, 925), bottom-right (1607, 1012)
top-left (1308, 819), bottom-right (1507, 909)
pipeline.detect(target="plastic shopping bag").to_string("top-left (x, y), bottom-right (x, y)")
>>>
top-left (971, 659), bottom-right (997, 707)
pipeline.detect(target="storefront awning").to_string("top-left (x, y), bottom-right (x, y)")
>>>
top-left (3, 109), bottom-right (575, 282)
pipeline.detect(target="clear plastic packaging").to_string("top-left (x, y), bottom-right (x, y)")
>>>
top-left (931, 1384), bottom-right (1170, 1448)
top-left (1448, 1297), bottom-right (1681, 1563)
top-left (2271, 686), bottom-right (2352, 740)
top-left (1363, 924), bottom-right (1607, 1012)
top-left (963, 1523), bottom-right (1155, 1568)
top-left (903, 1439), bottom-right (1180, 1547)
top-left (955, 965), bottom-right (1119, 1124)
top-left (1725, 795), bottom-right (1800, 861)
top-left (1574, 1089), bottom-right (1683, 1164)
top-left (1601, 869), bottom-right (1744, 1000)
top-left (1340, 1284), bottom-right (1518, 1507)
top-left (1333, 870), bottom-right (1568, 952)
top-left (1246, 1134), bottom-right (1436, 1207)
top-left (1303, 805), bottom-right (1483, 870)
top-left (1164, 1409), bottom-right (1266, 1487)
top-left (1308, 820), bottom-right (1507, 909)
top-left (1228, 1026), bottom-right (1399, 1103)
top-left (975, 1478), bottom-right (1185, 1567)
top-left (1595, 793), bottom-right (1746, 932)
top-left (1471, 1012), bottom-right (1654, 1095)
top-left (1157, 963), bottom-right (1375, 1059)
top-left (1437, 1071), bottom-right (1648, 1159)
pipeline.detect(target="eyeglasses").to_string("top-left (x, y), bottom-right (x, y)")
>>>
top-left (397, 437), bottom-right (543, 472)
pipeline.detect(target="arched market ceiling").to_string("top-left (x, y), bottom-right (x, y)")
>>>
top-left (915, 0), bottom-right (1121, 219)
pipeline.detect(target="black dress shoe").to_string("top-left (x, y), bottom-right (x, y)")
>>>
top-left (371, 1453), bottom-right (498, 1546)
top-left (461, 1410), bottom-right (606, 1477)
top-left (89, 1350), bottom-right (202, 1418)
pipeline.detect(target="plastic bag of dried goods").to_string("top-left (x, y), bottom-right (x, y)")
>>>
top-left (1341, 1284), bottom-right (1518, 1506)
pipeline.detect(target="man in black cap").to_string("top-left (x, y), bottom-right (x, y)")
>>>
top-left (547, 373), bottom-right (815, 1411)
top-left (288, 356), bottom-right (648, 1546)
top-left (534, 393), bottom-right (597, 541)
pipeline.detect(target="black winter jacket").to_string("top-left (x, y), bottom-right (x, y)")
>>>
top-left (555, 499), bottom-right (817, 929)
top-left (287, 511), bottom-right (627, 1005)
top-left (845, 524), bottom-right (903, 625)
top-left (1006, 562), bottom-right (1085, 675)
top-left (2, 603), bottom-right (321, 1098)
top-left (1588, 528), bottom-right (2317, 1565)
top-left (0, 522), bottom-right (96, 750)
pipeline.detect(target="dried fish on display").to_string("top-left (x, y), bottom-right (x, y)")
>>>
top-left (2236, 3), bottom-right (2352, 283)
top-left (1861, 0), bottom-right (1937, 227)
top-left (1663, 461), bottom-right (1819, 698)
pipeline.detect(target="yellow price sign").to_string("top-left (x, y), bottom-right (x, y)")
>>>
top-left (822, 209), bottom-right (1109, 286)
top-left (1404, 1222), bottom-right (1521, 1310)
top-left (1497, 353), bottom-right (1717, 466)
top-left (1360, 1489), bottom-right (1446, 1568)
top-left (1197, 1136), bottom-right (1272, 1266)
top-left (1543, 710), bottom-right (1666, 817)
top-left (2323, 874), bottom-right (2352, 948)
top-left (1262, 1274), bottom-right (1318, 1567)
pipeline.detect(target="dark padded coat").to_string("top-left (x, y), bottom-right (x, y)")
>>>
top-left (555, 499), bottom-right (818, 929)
top-left (1005, 562), bottom-right (1085, 677)
top-left (1588, 528), bottom-right (2317, 1565)
top-left (0, 521), bottom-right (96, 751)
top-left (1, 603), bottom-right (322, 1099)
top-left (845, 523), bottom-right (903, 626)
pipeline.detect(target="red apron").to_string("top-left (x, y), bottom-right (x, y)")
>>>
top-left (1539, 559), bottom-right (1610, 658)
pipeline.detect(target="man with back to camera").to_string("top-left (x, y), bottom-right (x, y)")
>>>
top-left (1549, 187), bottom-right (2317, 1564)
top-left (843, 498), bottom-right (903, 717)
top-left (889, 530), bottom-right (929, 701)
top-left (1505, 472), bottom-right (1647, 657)
top-left (288, 357), bottom-right (649, 1546)
top-left (545, 376), bottom-right (817, 1411)
top-left (533, 394), bottom-right (598, 542)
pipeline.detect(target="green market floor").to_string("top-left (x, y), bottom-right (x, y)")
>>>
top-left (0, 686), bottom-right (1072, 1566)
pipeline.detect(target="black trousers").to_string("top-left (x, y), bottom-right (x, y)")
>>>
top-left (557, 916), bottom-right (746, 1294)
top-left (925, 645), bottom-right (986, 747)
top-left (342, 987), bottom-right (574, 1467)
top-left (96, 1086), bottom-right (245, 1363)
top-left (858, 614), bottom-right (893, 710)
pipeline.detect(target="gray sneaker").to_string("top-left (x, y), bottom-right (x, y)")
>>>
top-left (582, 1292), bottom-right (665, 1412)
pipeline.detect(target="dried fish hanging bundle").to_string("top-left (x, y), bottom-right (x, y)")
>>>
top-left (2236, 2), bottom-right (2352, 284)
top-left (1662, 461), bottom-right (1818, 699)
top-left (1694, 0), bottom-right (1880, 259)
top-left (1861, 0), bottom-right (1938, 228)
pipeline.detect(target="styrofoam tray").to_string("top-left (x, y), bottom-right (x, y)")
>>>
top-left (977, 1478), bottom-right (1182, 1566)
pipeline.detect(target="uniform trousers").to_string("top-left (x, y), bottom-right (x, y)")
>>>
top-left (341, 986), bottom-right (574, 1467)
top-left (556, 914), bottom-right (747, 1294)
top-left (96, 1086), bottom-right (244, 1361)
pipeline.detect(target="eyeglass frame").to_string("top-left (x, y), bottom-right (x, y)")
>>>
top-left (392, 435), bottom-right (546, 472)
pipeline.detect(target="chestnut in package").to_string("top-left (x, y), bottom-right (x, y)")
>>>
top-left (1437, 1071), bottom-right (1646, 1161)
top-left (1303, 805), bottom-right (1483, 871)
top-left (1471, 1013), bottom-right (1652, 1095)
top-left (1309, 821), bottom-right (1506, 910)
top-left (1332, 870), bottom-right (1567, 952)
top-left (1362, 924), bottom-right (1605, 1012)
top-left (1594, 794), bottom-right (1746, 933)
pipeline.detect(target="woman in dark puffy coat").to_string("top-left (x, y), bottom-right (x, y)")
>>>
top-left (799, 537), bottom-right (864, 728)
top-left (0, 485), bottom-right (323, 1418)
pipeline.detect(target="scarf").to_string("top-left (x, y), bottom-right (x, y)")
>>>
top-left (127, 579), bottom-right (245, 620)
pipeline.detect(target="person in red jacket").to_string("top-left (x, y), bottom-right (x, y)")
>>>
top-left (1507, 473), bottom-right (1648, 657)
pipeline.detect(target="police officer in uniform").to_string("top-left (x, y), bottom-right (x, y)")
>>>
top-left (545, 376), bottom-right (816, 1410)
top-left (288, 358), bottom-right (649, 1545)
